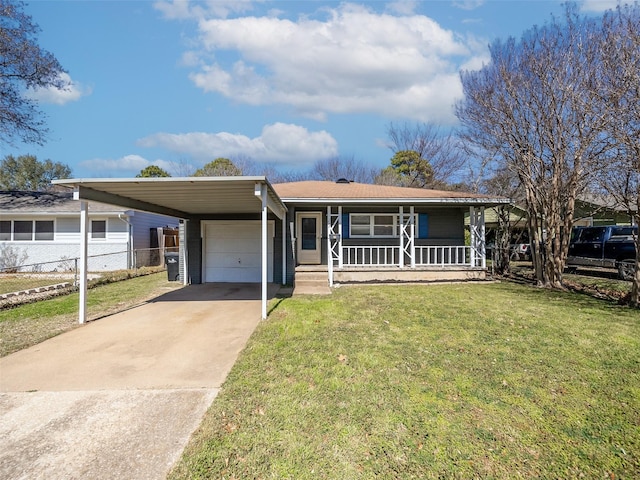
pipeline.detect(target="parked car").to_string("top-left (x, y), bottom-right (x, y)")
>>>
top-left (485, 242), bottom-right (530, 261)
top-left (567, 225), bottom-right (637, 280)
top-left (511, 243), bottom-right (530, 261)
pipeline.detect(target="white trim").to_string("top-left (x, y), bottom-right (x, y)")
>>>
top-left (349, 213), bottom-right (398, 238)
top-left (296, 211), bottom-right (323, 264)
top-left (261, 184), bottom-right (268, 320)
top-left (282, 217), bottom-right (286, 285)
top-left (327, 207), bottom-right (333, 287)
top-left (79, 201), bottom-right (88, 324)
top-left (278, 197), bottom-right (508, 205)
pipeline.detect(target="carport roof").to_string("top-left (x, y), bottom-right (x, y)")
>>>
top-left (52, 177), bottom-right (287, 219)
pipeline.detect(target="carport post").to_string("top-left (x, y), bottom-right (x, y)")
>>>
top-left (282, 217), bottom-right (286, 285)
top-left (78, 199), bottom-right (88, 324)
top-left (260, 184), bottom-right (268, 320)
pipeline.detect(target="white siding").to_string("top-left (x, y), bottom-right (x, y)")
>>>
top-left (0, 211), bottom-right (176, 272)
top-left (0, 242), bottom-right (129, 271)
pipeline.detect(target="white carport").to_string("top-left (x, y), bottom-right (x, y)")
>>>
top-left (53, 177), bottom-right (287, 322)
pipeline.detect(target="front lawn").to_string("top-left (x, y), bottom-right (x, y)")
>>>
top-left (171, 282), bottom-right (640, 479)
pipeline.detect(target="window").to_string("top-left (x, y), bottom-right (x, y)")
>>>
top-left (0, 220), bottom-right (56, 241)
top-left (346, 213), bottom-right (424, 239)
top-left (13, 221), bottom-right (33, 241)
top-left (91, 220), bottom-right (106, 239)
top-left (350, 214), bottom-right (398, 238)
top-left (35, 221), bottom-right (54, 240)
top-left (0, 221), bottom-right (10, 241)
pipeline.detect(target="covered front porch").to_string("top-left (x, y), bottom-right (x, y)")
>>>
top-left (329, 205), bottom-right (486, 285)
top-left (293, 204), bottom-right (488, 287)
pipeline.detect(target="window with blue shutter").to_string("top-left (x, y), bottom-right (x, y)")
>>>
top-left (418, 213), bottom-right (428, 238)
top-left (342, 213), bottom-right (349, 239)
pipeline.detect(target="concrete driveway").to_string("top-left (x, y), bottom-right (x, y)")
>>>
top-left (0, 283), bottom-right (282, 480)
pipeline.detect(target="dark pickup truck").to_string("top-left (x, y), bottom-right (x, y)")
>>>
top-left (567, 225), bottom-right (637, 280)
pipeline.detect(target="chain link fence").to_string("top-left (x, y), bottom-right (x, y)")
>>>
top-left (0, 247), bottom-right (173, 309)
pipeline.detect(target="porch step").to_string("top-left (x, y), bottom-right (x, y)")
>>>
top-left (293, 271), bottom-right (332, 295)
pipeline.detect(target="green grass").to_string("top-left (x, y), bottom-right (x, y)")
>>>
top-left (0, 274), bottom-right (72, 295)
top-left (170, 282), bottom-right (640, 479)
top-left (0, 272), bottom-right (181, 356)
top-left (510, 262), bottom-right (631, 299)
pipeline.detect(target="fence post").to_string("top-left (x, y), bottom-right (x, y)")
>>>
top-left (74, 258), bottom-right (78, 290)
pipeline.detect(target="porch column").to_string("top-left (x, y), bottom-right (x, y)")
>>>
top-left (338, 206), bottom-right (343, 269)
top-left (469, 206), bottom-right (486, 268)
top-left (327, 206), bottom-right (333, 287)
top-left (78, 199), bottom-right (88, 324)
top-left (399, 206), bottom-right (404, 268)
top-left (261, 185), bottom-right (268, 320)
top-left (282, 217), bottom-right (286, 285)
top-left (470, 206), bottom-right (476, 267)
top-left (479, 206), bottom-right (486, 269)
top-left (410, 206), bottom-right (416, 268)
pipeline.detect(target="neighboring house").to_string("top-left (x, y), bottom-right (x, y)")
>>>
top-left (481, 194), bottom-right (635, 245)
top-left (0, 191), bottom-right (177, 271)
top-left (574, 194), bottom-right (635, 226)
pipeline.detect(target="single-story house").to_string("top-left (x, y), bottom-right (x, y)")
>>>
top-left (0, 190), bottom-right (177, 271)
top-left (52, 177), bottom-right (508, 321)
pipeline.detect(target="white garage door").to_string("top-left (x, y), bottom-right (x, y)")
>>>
top-left (203, 221), bottom-right (274, 283)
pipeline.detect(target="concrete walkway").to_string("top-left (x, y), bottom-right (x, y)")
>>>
top-left (0, 283), bottom-right (279, 479)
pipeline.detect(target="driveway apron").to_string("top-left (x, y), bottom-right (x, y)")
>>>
top-left (0, 283), bottom-right (276, 479)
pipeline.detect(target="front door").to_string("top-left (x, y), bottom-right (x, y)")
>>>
top-left (296, 212), bottom-right (322, 264)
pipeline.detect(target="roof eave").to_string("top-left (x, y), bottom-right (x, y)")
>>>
top-left (280, 197), bottom-right (510, 206)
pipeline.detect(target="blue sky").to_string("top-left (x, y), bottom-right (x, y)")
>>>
top-left (3, 0), bottom-right (618, 178)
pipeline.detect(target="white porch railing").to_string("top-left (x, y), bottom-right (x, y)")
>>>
top-left (415, 246), bottom-right (471, 266)
top-left (342, 245), bottom-right (400, 266)
top-left (340, 245), bottom-right (473, 267)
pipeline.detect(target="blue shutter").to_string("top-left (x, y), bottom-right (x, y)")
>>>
top-left (342, 213), bottom-right (350, 239)
top-left (418, 213), bottom-right (428, 238)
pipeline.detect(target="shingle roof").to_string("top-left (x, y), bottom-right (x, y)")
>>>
top-left (272, 181), bottom-right (506, 204)
top-left (0, 191), bottom-right (128, 214)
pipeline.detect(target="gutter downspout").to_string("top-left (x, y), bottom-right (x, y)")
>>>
top-left (118, 213), bottom-right (133, 269)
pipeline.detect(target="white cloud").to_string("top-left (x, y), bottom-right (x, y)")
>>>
top-left (168, 2), bottom-right (486, 123)
top-left (137, 123), bottom-right (338, 167)
top-left (453, 1), bottom-right (485, 10)
top-left (580, 0), bottom-right (618, 12)
top-left (386, 1), bottom-right (419, 15)
top-left (79, 154), bottom-right (173, 176)
top-left (154, 0), bottom-right (257, 20)
top-left (27, 72), bottom-right (91, 105)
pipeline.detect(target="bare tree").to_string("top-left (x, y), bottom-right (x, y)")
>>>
top-left (456, 5), bottom-right (611, 287)
top-left (456, 5), bottom-right (611, 288)
top-left (167, 158), bottom-right (195, 177)
top-left (310, 156), bottom-right (377, 184)
top-left (385, 122), bottom-right (465, 188)
top-left (596, 4), bottom-right (640, 305)
top-left (0, 0), bottom-right (66, 145)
